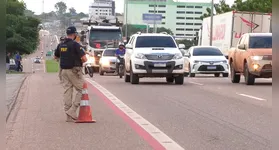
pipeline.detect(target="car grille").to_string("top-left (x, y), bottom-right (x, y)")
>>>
top-left (197, 65), bottom-right (225, 71)
top-left (145, 54), bottom-right (174, 60)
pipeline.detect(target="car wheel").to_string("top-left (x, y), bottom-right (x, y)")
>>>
top-left (244, 63), bottom-right (255, 85)
top-left (124, 71), bottom-right (130, 82)
top-left (222, 73), bottom-right (229, 77)
top-left (130, 64), bottom-right (139, 84)
top-left (99, 67), bottom-right (104, 76)
top-left (230, 62), bottom-right (240, 83)
top-left (166, 77), bottom-right (174, 83)
top-left (189, 64), bottom-right (195, 77)
top-left (214, 73), bottom-right (220, 77)
top-left (175, 74), bottom-right (184, 85)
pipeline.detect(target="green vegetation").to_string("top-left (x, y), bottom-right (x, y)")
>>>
top-left (45, 60), bottom-right (59, 73)
top-left (6, 0), bottom-right (41, 54)
top-left (200, 0), bottom-right (272, 20)
top-left (6, 70), bottom-right (24, 74)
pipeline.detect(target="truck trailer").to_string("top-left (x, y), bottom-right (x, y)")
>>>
top-left (199, 11), bottom-right (272, 58)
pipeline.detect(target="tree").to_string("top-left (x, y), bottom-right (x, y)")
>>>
top-left (69, 7), bottom-right (77, 15)
top-left (55, 1), bottom-right (67, 18)
top-left (149, 27), bottom-right (174, 35)
top-left (6, 0), bottom-right (41, 54)
top-left (200, 0), bottom-right (272, 20)
top-left (231, 0), bottom-right (272, 13)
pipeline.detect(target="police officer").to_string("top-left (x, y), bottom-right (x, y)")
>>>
top-left (54, 26), bottom-right (87, 122)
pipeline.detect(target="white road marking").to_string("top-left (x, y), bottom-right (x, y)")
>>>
top-left (237, 93), bottom-right (266, 101)
top-left (188, 81), bottom-right (204, 86)
top-left (43, 60), bottom-right (46, 73)
top-left (86, 79), bottom-right (185, 150)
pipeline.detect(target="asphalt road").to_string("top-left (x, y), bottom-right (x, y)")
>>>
top-left (22, 30), bottom-right (57, 74)
top-left (84, 74), bottom-right (272, 150)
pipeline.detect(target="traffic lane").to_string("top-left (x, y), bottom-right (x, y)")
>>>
top-left (187, 75), bottom-right (272, 107)
top-left (6, 73), bottom-right (152, 150)
top-left (90, 75), bottom-right (271, 150)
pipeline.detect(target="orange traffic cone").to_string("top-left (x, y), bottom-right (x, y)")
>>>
top-left (75, 82), bottom-right (96, 123)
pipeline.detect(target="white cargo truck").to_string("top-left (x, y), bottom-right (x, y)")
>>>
top-left (199, 11), bottom-right (272, 58)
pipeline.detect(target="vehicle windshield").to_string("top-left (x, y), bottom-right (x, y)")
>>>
top-left (249, 36), bottom-right (272, 48)
top-left (89, 29), bottom-right (122, 49)
top-left (103, 50), bottom-right (116, 56)
top-left (193, 47), bottom-right (223, 56)
top-left (135, 36), bottom-right (177, 48)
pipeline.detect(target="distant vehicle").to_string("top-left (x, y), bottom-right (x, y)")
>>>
top-left (9, 59), bottom-right (16, 71)
top-left (99, 48), bottom-right (117, 75)
top-left (184, 46), bottom-right (229, 77)
top-left (199, 11), bottom-right (272, 58)
top-left (124, 32), bottom-right (185, 84)
top-left (228, 33), bottom-right (272, 85)
top-left (34, 57), bottom-right (41, 63)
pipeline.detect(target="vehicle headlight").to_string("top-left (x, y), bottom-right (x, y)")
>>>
top-left (251, 56), bottom-right (263, 60)
top-left (172, 53), bottom-right (183, 59)
top-left (135, 53), bottom-right (146, 59)
top-left (87, 57), bottom-right (95, 63)
top-left (221, 60), bottom-right (227, 63)
top-left (101, 59), bottom-right (110, 66)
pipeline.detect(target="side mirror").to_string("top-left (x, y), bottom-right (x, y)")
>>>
top-left (238, 44), bottom-right (246, 50)
top-left (125, 44), bottom-right (132, 49)
top-left (178, 44), bottom-right (185, 49)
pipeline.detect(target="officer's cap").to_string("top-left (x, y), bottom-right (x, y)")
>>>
top-left (66, 26), bottom-right (78, 35)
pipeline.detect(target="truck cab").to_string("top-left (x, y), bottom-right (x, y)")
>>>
top-left (228, 33), bottom-right (272, 85)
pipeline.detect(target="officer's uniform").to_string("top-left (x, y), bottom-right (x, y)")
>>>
top-left (56, 37), bottom-right (65, 82)
top-left (54, 27), bottom-right (86, 122)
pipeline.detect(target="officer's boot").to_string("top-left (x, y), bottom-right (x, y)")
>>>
top-left (66, 105), bottom-right (78, 120)
top-left (66, 114), bottom-right (75, 122)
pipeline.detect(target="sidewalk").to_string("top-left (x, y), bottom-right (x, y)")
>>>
top-left (6, 74), bottom-right (27, 119)
top-left (6, 73), bottom-right (151, 150)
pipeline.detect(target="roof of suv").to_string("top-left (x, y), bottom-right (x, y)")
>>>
top-left (245, 33), bottom-right (272, 37)
top-left (132, 33), bottom-right (172, 37)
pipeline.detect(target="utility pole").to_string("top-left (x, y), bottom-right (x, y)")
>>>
top-left (153, 0), bottom-right (157, 33)
top-left (209, 0), bottom-right (214, 46)
top-left (125, 0), bottom-right (128, 39)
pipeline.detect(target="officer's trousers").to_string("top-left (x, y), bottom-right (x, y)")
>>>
top-left (60, 67), bottom-right (84, 112)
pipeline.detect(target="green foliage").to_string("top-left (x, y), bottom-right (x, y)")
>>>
top-left (200, 0), bottom-right (272, 20)
top-left (6, 0), bottom-right (41, 54)
top-left (46, 60), bottom-right (59, 73)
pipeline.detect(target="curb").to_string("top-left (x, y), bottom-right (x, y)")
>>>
top-left (6, 75), bottom-right (28, 122)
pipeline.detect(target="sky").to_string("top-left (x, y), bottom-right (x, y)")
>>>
top-left (22, 0), bottom-right (235, 15)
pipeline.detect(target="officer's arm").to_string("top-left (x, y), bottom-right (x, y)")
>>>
top-left (54, 44), bottom-right (60, 60)
top-left (75, 43), bottom-right (87, 63)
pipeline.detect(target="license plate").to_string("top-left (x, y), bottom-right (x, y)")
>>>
top-left (154, 63), bottom-right (166, 67)
top-left (207, 66), bottom-right (216, 69)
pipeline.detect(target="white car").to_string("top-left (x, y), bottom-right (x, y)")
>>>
top-left (184, 46), bottom-right (229, 77)
top-left (124, 32), bottom-right (185, 84)
top-left (99, 48), bottom-right (117, 75)
top-left (33, 57), bottom-right (41, 63)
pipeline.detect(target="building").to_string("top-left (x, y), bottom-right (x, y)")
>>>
top-left (125, 0), bottom-right (211, 39)
top-left (89, 0), bottom-right (115, 19)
